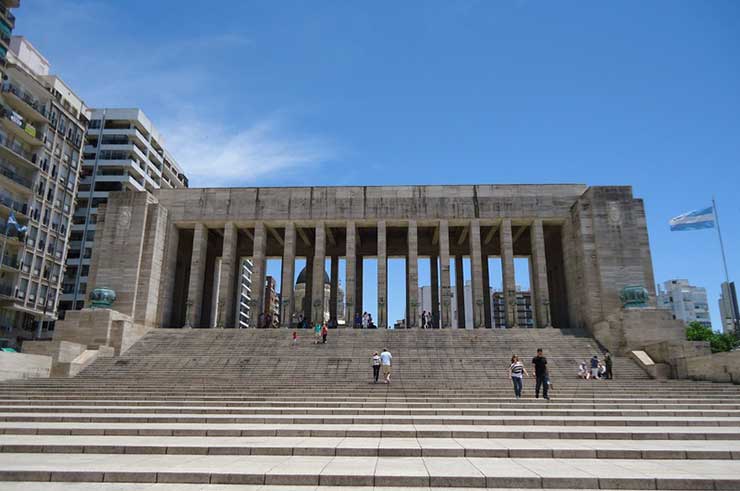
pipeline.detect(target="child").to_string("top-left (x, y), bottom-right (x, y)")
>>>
top-left (292, 331), bottom-right (298, 346)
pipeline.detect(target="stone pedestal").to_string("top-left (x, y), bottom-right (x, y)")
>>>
top-left (593, 307), bottom-right (686, 356)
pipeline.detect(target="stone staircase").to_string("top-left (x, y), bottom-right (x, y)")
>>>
top-left (0, 328), bottom-right (739, 490)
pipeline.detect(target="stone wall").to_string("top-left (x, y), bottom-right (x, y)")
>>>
top-left (0, 352), bottom-right (51, 381)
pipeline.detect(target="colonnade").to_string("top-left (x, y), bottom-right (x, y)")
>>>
top-left (182, 219), bottom-right (553, 329)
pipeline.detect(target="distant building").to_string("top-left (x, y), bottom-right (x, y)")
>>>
top-left (60, 108), bottom-right (188, 316)
top-left (263, 275), bottom-right (280, 327)
top-left (719, 281), bottom-right (739, 335)
top-left (656, 279), bottom-right (711, 328)
top-left (492, 290), bottom-right (534, 328)
top-left (419, 282), bottom-right (534, 328)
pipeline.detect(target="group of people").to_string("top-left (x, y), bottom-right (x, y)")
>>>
top-left (371, 348), bottom-right (393, 384)
top-left (508, 349), bottom-right (551, 399)
top-left (291, 322), bottom-right (329, 345)
top-left (353, 311), bottom-right (377, 329)
top-left (578, 352), bottom-right (613, 380)
top-left (419, 310), bottom-right (436, 328)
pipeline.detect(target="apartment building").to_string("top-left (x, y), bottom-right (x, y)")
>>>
top-left (657, 279), bottom-right (712, 328)
top-left (59, 108), bottom-right (188, 315)
top-left (236, 258), bottom-right (253, 328)
top-left (0, 36), bottom-right (88, 348)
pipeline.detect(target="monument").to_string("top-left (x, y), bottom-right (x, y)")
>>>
top-left (81, 184), bottom-right (684, 354)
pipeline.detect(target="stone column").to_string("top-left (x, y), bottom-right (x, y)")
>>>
top-left (481, 252), bottom-right (492, 328)
top-left (455, 255), bottom-right (465, 328)
top-left (303, 255), bottom-right (313, 321)
top-left (500, 219), bottom-right (517, 327)
top-left (280, 223), bottom-right (296, 327)
top-left (345, 222), bottom-right (356, 328)
top-left (530, 219), bottom-right (551, 328)
top-left (217, 222), bottom-right (237, 328)
top-left (311, 224), bottom-right (326, 324)
top-left (377, 221), bottom-right (387, 328)
top-left (186, 223), bottom-right (208, 327)
top-left (355, 256), bottom-right (363, 321)
top-left (329, 256), bottom-right (339, 322)
top-left (439, 221), bottom-right (452, 328)
top-left (249, 222), bottom-right (267, 328)
top-left (406, 221), bottom-right (419, 328)
top-left (469, 219), bottom-right (485, 328)
top-left (430, 255), bottom-right (440, 327)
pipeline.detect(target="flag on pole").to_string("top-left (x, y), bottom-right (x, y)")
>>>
top-left (6, 212), bottom-right (27, 234)
top-left (669, 206), bottom-right (715, 231)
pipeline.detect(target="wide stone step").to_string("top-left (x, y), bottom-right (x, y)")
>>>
top-left (3, 435), bottom-right (739, 459)
top-left (1, 453), bottom-right (739, 488)
top-left (3, 412), bottom-right (740, 427)
top-left (3, 422), bottom-right (740, 439)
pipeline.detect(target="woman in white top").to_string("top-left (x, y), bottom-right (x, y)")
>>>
top-left (371, 352), bottom-right (381, 383)
top-left (508, 355), bottom-right (529, 398)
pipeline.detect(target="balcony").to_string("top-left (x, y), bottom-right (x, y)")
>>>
top-left (0, 6), bottom-right (16, 29)
top-left (0, 190), bottom-right (27, 217)
top-left (0, 105), bottom-right (44, 147)
top-left (0, 281), bottom-right (13, 298)
top-left (0, 159), bottom-right (33, 193)
top-left (0, 133), bottom-right (37, 169)
top-left (1, 82), bottom-right (49, 124)
top-left (0, 253), bottom-right (18, 271)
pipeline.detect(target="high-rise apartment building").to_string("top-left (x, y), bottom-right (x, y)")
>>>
top-left (262, 275), bottom-right (280, 327)
top-left (719, 281), bottom-right (739, 335)
top-left (59, 108), bottom-right (188, 315)
top-left (656, 279), bottom-right (712, 328)
top-left (0, 36), bottom-right (88, 348)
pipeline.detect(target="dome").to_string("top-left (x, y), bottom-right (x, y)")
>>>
top-left (295, 267), bottom-right (330, 285)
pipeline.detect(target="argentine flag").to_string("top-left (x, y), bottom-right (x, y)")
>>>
top-left (669, 206), bottom-right (715, 231)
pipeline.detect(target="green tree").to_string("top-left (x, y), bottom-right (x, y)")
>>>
top-left (685, 321), bottom-right (739, 353)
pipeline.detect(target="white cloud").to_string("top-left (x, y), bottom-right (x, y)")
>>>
top-left (161, 115), bottom-right (335, 188)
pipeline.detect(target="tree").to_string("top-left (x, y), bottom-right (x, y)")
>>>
top-left (685, 321), bottom-right (739, 353)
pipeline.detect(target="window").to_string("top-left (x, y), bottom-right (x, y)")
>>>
top-left (88, 119), bottom-right (101, 129)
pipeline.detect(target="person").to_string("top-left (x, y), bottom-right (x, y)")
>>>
top-left (321, 322), bottom-right (328, 344)
top-left (578, 361), bottom-right (588, 379)
top-left (590, 355), bottom-right (599, 380)
top-left (362, 312), bottom-right (369, 329)
top-left (292, 330), bottom-right (298, 346)
top-left (380, 348), bottom-right (393, 384)
top-left (598, 362), bottom-right (607, 379)
top-left (371, 351), bottom-right (381, 383)
top-left (604, 351), bottom-right (613, 379)
top-left (531, 348), bottom-right (549, 400)
top-left (354, 312), bottom-right (362, 329)
top-left (421, 310), bottom-right (428, 329)
top-left (509, 355), bottom-right (529, 398)
top-left (368, 314), bottom-right (375, 329)
top-left (314, 322), bottom-right (322, 344)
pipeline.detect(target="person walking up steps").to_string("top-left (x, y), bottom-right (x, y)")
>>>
top-left (380, 348), bottom-right (393, 384)
top-left (321, 322), bottom-right (328, 344)
top-left (509, 355), bottom-right (529, 398)
top-left (371, 351), bottom-right (381, 383)
top-left (604, 351), bottom-right (613, 379)
top-left (292, 331), bottom-right (298, 347)
top-left (532, 348), bottom-right (549, 400)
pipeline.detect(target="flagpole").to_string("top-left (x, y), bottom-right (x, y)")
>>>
top-left (712, 196), bottom-right (731, 284)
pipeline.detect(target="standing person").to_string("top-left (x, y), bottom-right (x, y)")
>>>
top-left (421, 310), bottom-right (427, 329)
top-left (380, 348), bottom-right (393, 384)
top-left (292, 330), bottom-right (298, 346)
top-left (314, 322), bottom-right (322, 344)
top-left (371, 351), bottom-right (381, 383)
top-left (509, 355), bottom-right (529, 398)
top-left (590, 355), bottom-right (599, 380)
top-left (604, 351), bottom-right (613, 380)
top-left (354, 312), bottom-right (362, 329)
top-left (321, 322), bottom-right (328, 344)
top-left (531, 348), bottom-right (549, 400)
top-left (362, 312), bottom-right (369, 329)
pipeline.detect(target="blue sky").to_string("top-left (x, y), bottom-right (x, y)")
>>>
top-left (17, 0), bottom-right (740, 328)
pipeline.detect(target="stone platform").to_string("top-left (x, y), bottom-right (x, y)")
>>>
top-left (0, 328), bottom-right (739, 489)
